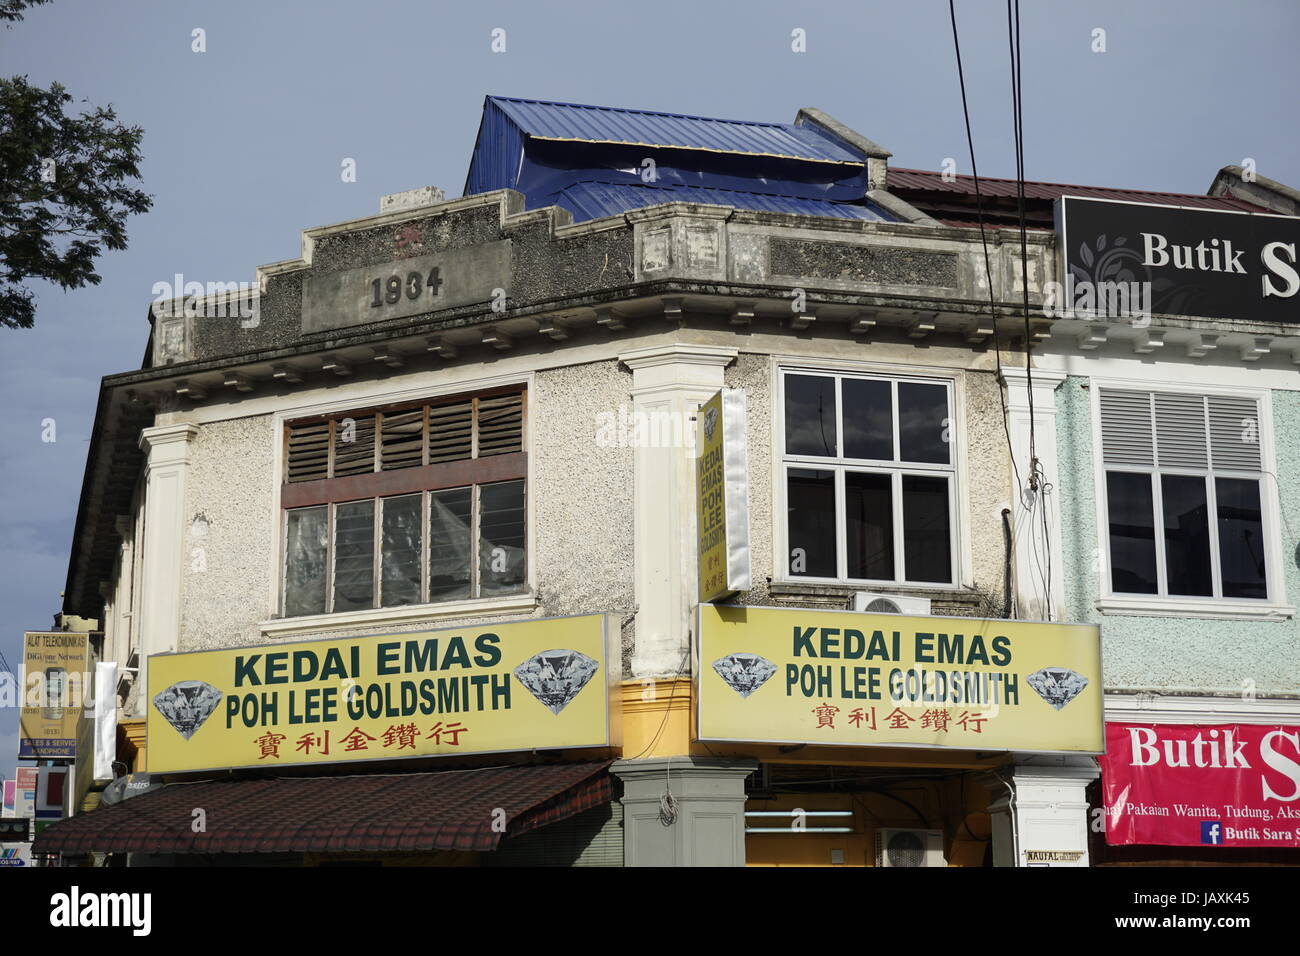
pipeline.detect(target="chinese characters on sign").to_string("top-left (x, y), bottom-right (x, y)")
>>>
top-left (147, 615), bottom-right (617, 773)
top-left (697, 604), bottom-right (1102, 753)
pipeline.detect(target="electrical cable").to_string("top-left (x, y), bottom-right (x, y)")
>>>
top-left (949, 0), bottom-right (1040, 622)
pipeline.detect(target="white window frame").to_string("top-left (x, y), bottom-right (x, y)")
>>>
top-left (1091, 378), bottom-right (1293, 621)
top-left (775, 364), bottom-right (961, 589)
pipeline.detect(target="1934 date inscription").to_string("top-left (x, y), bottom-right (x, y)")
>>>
top-left (369, 267), bottom-right (443, 308)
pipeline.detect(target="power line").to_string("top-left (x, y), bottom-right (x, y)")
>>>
top-left (948, 0), bottom-right (1040, 619)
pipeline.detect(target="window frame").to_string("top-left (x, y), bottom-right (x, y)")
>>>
top-left (775, 364), bottom-right (962, 589)
top-left (1091, 378), bottom-right (1291, 619)
top-left (273, 378), bottom-right (532, 622)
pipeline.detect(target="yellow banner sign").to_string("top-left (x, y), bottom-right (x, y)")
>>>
top-left (697, 605), bottom-right (1103, 754)
top-left (148, 615), bottom-right (618, 773)
top-left (696, 388), bottom-right (750, 602)
top-left (20, 632), bottom-right (90, 759)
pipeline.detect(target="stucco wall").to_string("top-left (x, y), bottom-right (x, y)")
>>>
top-left (1056, 375), bottom-right (1300, 695)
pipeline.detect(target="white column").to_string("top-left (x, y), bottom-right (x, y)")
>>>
top-left (619, 344), bottom-right (737, 678)
top-left (1001, 367), bottom-right (1067, 622)
top-left (984, 755), bottom-right (1100, 867)
top-left (136, 423), bottom-right (199, 707)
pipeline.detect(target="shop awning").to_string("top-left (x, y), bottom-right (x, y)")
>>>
top-left (33, 761), bottom-right (612, 855)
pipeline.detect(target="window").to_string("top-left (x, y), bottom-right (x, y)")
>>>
top-left (781, 370), bottom-right (956, 586)
top-left (281, 389), bottom-right (527, 616)
top-left (1099, 388), bottom-right (1269, 601)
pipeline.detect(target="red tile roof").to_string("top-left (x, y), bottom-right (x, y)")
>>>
top-left (33, 761), bottom-right (612, 856)
top-left (888, 167), bottom-right (1269, 213)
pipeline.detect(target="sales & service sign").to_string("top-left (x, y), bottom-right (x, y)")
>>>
top-left (147, 614), bottom-right (618, 773)
top-left (697, 604), bottom-right (1102, 754)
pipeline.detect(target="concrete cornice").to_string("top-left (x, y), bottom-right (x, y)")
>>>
top-left (1104, 692), bottom-right (1300, 724)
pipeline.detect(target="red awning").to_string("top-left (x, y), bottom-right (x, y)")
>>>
top-left (33, 762), bottom-right (612, 855)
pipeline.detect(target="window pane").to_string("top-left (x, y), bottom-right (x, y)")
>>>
top-left (1161, 475), bottom-right (1212, 596)
top-left (480, 480), bottom-right (526, 595)
top-left (1107, 472), bottom-right (1158, 594)
top-left (333, 500), bottom-right (374, 612)
top-left (285, 506), bottom-right (327, 616)
top-left (842, 379), bottom-right (893, 460)
top-left (846, 472), bottom-right (893, 580)
top-left (430, 487), bottom-right (472, 601)
top-left (784, 375), bottom-right (837, 457)
top-left (898, 382), bottom-right (950, 464)
top-left (381, 494), bottom-right (422, 607)
top-left (1217, 478), bottom-right (1267, 599)
top-left (787, 468), bottom-right (837, 577)
top-left (902, 475), bottom-right (951, 583)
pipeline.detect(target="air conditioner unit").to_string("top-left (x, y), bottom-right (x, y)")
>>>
top-left (854, 592), bottom-right (932, 615)
top-left (875, 828), bottom-right (946, 868)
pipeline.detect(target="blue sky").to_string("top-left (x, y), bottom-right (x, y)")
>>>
top-left (2, 0), bottom-right (1297, 784)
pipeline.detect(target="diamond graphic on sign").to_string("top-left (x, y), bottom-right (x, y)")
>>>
top-left (153, 681), bottom-right (223, 740)
top-left (1026, 668), bottom-right (1089, 710)
top-left (514, 650), bottom-right (598, 715)
top-left (703, 405), bottom-right (719, 441)
top-left (712, 653), bottom-right (776, 698)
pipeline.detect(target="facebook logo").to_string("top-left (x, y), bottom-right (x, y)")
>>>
top-left (1200, 821), bottom-right (1224, 845)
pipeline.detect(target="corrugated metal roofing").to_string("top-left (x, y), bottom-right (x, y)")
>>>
top-left (557, 181), bottom-right (891, 222)
top-left (888, 167), bottom-right (1269, 212)
top-left (488, 95), bottom-right (864, 165)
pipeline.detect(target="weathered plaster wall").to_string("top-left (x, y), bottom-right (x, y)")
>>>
top-left (180, 414), bottom-right (277, 650)
top-left (1056, 376), bottom-right (1300, 695)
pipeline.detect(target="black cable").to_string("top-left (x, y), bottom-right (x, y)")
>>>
top-left (1007, 0), bottom-right (1053, 618)
top-left (948, 0), bottom-right (1026, 512)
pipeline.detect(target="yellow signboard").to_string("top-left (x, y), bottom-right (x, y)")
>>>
top-left (147, 615), bottom-right (618, 773)
top-left (697, 605), bottom-right (1103, 754)
top-left (696, 388), bottom-right (750, 602)
top-left (19, 632), bottom-right (90, 759)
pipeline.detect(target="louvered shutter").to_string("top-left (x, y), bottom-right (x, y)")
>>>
top-left (332, 415), bottom-right (376, 476)
top-left (379, 408), bottom-right (424, 470)
top-left (476, 392), bottom-right (524, 457)
top-left (1207, 396), bottom-right (1262, 471)
top-left (1099, 389), bottom-right (1154, 467)
top-left (1153, 392), bottom-right (1208, 469)
top-left (427, 399), bottom-right (474, 463)
top-left (286, 421), bottom-right (330, 483)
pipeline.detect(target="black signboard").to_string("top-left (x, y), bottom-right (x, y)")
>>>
top-left (1056, 196), bottom-right (1299, 324)
top-left (0, 818), bottom-right (30, 840)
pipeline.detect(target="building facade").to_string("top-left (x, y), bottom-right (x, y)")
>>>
top-left (35, 97), bottom-right (1300, 866)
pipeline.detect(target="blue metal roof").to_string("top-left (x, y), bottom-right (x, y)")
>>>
top-left (486, 96), bottom-right (863, 165)
top-left (557, 181), bottom-right (890, 222)
top-left (463, 95), bottom-right (894, 224)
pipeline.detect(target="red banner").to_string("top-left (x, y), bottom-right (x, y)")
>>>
top-left (1100, 722), bottom-right (1300, 847)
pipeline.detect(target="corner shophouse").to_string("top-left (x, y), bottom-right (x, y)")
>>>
top-left (36, 97), bottom-right (1293, 867)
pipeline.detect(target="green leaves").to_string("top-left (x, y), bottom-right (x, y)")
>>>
top-left (0, 74), bottom-right (152, 328)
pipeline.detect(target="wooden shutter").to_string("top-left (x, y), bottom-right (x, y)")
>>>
top-left (1099, 389), bottom-right (1154, 467)
top-left (286, 421), bottom-right (330, 483)
top-left (1208, 396), bottom-right (1262, 471)
top-left (379, 409), bottom-right (424, 471)
top-left (427, 399), bottom-right (474, 463)
top-left (476, 392), bottom-right (524, 457)
top-left (332, 414), bottom-right (376, 477)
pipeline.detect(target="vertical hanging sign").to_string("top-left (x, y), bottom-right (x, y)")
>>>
top-left (697, 388), bottom-right (751, 602)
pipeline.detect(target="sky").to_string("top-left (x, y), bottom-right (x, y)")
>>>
top-left (1, 0), bottom-right (1297, 785)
